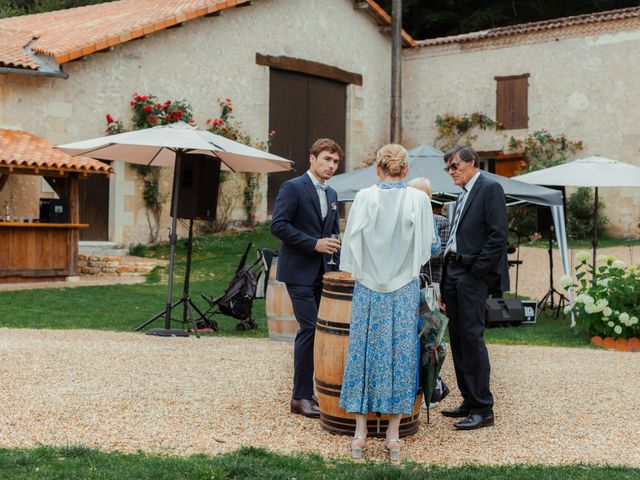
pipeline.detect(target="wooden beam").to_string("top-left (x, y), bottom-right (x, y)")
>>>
top-left (68, 173), bottom-right (80, 275)
top-left (256, 53), bottom-right (363, 86)
top-left (0, 173), bottom-right (9, 192)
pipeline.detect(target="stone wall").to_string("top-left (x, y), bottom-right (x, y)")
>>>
top-left (403, 18), bottom-right (640, 236)
top-left (0, 0), bottom-right (392, 245)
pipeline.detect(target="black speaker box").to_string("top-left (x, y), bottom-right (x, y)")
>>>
top-left (485, 298), bottom-right (524, 327)
top-left (39, 198), bottom-right (69, 223)
top-left (172, 154), bottom-right (221, 220)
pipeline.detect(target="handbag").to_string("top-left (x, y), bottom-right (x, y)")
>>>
top-left (419, 262), bottom-right (437, 315)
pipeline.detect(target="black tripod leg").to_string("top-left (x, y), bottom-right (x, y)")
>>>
top-left (135, 299), bottom-right (182, 331)
top-left (184, 300), bottom-right (200, 339)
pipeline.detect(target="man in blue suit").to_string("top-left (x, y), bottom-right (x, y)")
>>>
top-left (271, 138), bottom-right (343, 418)
top-left (440, 145), bottom-right (509, 430)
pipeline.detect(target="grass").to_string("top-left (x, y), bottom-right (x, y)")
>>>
top-left (0, 446), bottom-right (638, 480)
top-left (0, 224), bottom-right (279, 336)
top-left (0, 223), bottom-right (592, 348)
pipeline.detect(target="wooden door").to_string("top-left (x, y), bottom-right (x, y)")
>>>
top-left (78, 172), bottom-right (110, 240)
top-left (267, 70), bottom-right (346, 213)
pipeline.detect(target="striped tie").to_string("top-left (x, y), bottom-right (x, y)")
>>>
top-left (445, 189), bottom-right (467, 255)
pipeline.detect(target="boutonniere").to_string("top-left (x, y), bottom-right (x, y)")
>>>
top-left (331, 202), bottom-right (337, 211)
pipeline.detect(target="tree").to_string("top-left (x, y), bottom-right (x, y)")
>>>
top-left (378, 0), bottom-right (640, 40)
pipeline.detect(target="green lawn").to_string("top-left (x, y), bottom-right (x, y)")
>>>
top-left (0, 224), bottom-right (591, 347)
top-left (1, 446), bottom-right (638, 480)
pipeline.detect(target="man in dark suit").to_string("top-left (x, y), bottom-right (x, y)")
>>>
top-left (440, 145), bottom-right (509, 430)
top-left (271, 138), bottom-right (343, 418)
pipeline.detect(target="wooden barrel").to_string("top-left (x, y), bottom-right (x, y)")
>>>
top-left (265, 257), bottom-right (298, 342)
top-left (314, 271), bottom-right (422, 438)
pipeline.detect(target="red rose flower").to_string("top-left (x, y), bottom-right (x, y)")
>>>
top-left (129, 101), bottom-right (135, 106)
top-left (144, 105), bottom-right (153, 113)
top-left (156, 103), bottom-right (162, 109)
top-left (106, 114), bottom-right (114, 124)
top-left (165, 114), bottom-right (171, 121)
top-left (135, 96), bottom-right (143, 102)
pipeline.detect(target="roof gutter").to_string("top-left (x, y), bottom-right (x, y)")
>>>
top-left (0, 66), bottom-right (68, 79)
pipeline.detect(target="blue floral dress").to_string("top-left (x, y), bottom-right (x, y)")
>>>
top-left (339, 279), bottom-right (420, 415)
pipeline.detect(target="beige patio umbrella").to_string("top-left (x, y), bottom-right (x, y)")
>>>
top-left (513, 155), bottom-right (640, 266)
top-left (58, 122), bottom-right (293, 337)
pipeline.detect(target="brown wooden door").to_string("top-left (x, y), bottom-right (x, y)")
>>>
top-left (267, 70), bottom-right (346, 213)
top-left (78, 172), bottom-right (110, 240)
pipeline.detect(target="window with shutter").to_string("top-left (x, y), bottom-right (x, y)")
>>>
top-left (495, 74), bottom-right (529, 130)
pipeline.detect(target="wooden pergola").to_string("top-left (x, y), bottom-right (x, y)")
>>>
top-left (0, 129), bottom-right (112, 283)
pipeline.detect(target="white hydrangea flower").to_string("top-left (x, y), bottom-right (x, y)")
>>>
top-left (603, 307), bottom-right (613, 317)
top-left (563, 305), bottom-right (572, 315)
top-left (619, 312), bottom-right (630, 323)
top-left (585, 304), bottom-right (595, 314)
top-left (559, 275), bottom-right (573, 289)
top-left (583, 295), bottom-right (595, 305)
top-left (596, 254), bottom-right (608, 263)
top-left (596, 278), bottom-right (610, 287)
top-left (607, 321), bottom-right (615, 327)
top-left (575, 251), bottom-right (590, 263)
top-left (630, 316), bottom-right (639, 325)
top-left (611, 260), bottom-right (626, 270)
top-left (606, 255), bottom-right (617, 262)
top-left (614, 325), bottom-right (622, 335)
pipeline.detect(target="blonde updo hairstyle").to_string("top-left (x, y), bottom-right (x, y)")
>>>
top-left (375, 144), bottom-right (408, 178)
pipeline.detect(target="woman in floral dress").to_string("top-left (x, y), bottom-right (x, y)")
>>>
top-left (339, 144), bottom-right (433, 460)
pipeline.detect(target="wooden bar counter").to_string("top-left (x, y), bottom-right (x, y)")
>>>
top-left (0, 222), bottom-right (88, 283)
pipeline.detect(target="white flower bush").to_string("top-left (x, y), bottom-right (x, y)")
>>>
top-left (563, 251), bottom-right (640, 339)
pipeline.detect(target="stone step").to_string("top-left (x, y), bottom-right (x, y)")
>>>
top-left (78, 241), bottom-right (128, 257)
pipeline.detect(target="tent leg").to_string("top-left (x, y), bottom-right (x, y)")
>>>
top-left (592, 187), bottom-right (599, 269)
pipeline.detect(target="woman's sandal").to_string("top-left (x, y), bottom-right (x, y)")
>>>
top-left (351, 436), bottom-right (367, 459)
top-left (383, 439), bottom-right (401, 461)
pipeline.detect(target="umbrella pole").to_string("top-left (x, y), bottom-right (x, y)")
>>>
top-left (135, 150), bottom-right (189, 336)
top-left (592, 187), bottom-right (599, 269)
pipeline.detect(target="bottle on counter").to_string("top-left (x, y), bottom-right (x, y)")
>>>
top-left (4, 202), bottom-right (11, 222)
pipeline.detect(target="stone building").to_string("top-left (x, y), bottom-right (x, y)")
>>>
top-left (0, 0), bottom-right (410, 245)
top-left (2, 2), bottom-right (638, 243)
top-left (403, 7), bottom-right (640, 235)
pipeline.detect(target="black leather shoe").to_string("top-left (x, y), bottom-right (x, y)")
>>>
top-left (290, 398), bottom-right (320, 418)
top-left (441, 404), bottom-right (470, 418)
top-left (454, 413), bottom-right (494, 430)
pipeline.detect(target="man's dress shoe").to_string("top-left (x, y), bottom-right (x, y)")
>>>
top-left (441, 404), bottom-right (471, 418)
top-left (290, 398), bottom-right (320, 418)
top-left (454, 413), bottom-right (495, 430)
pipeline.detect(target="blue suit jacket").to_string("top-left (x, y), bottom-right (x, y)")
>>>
top-left (271, 173), bottom-right (340, 286)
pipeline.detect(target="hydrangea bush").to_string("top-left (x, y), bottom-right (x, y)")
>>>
top-left (560, 251), bottom-right (640, 339)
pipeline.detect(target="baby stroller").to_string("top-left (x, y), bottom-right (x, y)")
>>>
top-left (200, 243), bottom-right (274, 331)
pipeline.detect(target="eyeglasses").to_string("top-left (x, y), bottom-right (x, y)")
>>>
top-left (443, 161), bottom-right (461, 173)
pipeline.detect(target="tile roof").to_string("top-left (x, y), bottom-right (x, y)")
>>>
top-left (415, 6), bottom-right (640, 47)
top-left (0, 0), bottom-right (413, 72)
top-left (0, 28), bottom-right (39, 69)
top-left (0, 0), bottom-right (252, 69)
top-left (0, 130), bottom-right (112, 175)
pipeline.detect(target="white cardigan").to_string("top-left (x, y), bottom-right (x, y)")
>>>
top-left (340, 184), bottom-right (433, 293)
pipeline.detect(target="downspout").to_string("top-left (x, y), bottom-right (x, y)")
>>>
top-left (390, 0), bottom-right (402, 143)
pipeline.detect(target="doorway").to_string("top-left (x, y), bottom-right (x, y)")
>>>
top-left (78, 169), bottom-right (110, 241)
top-left (267, 69), bottom-right (347, 213)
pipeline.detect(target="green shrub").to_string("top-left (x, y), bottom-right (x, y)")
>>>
top-left (566, 187), bottom-right (608, 239)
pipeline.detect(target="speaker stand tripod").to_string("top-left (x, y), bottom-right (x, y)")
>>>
top-left (136, 218), bottom-right (205, 337)
top-left (537, 226), bottom-right (568, 317)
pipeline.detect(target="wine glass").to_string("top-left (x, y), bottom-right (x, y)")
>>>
top-left (327, 233), bottom-right (340, 266)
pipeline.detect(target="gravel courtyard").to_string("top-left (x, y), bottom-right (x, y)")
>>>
top-left (1, 328), bottom-right (638, 466)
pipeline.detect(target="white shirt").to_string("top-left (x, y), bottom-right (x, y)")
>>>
top-left (306, 170), bottom-right (328, 219)
top-left (446, 170), bottom-right (481, 255)
top-left (340, 184), bottom-right (433, 293)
